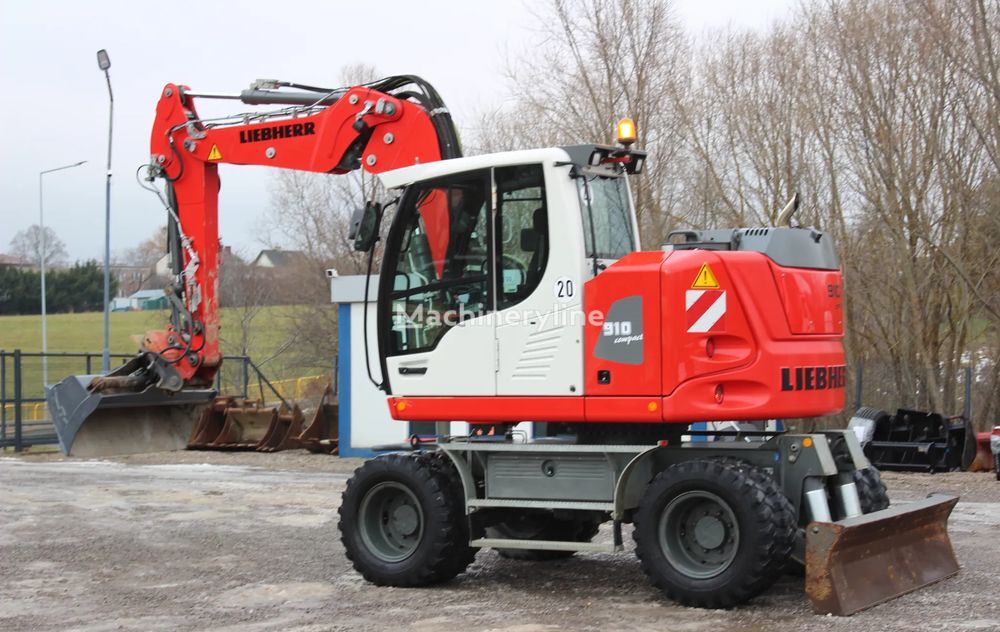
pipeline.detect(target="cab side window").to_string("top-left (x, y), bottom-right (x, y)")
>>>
top-left (388, 171), bottom-right (491, 355)
top-left (495, 164), bottom-right (547, 310)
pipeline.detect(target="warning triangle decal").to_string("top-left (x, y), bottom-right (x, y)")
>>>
top-left (207, 144), bottom-right (223, 161)
top-left (691, 263), bottom-right (720, 289)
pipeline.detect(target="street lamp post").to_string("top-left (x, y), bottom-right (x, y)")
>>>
top-left (97, 49), bottom-right (113, 374)
top-left (39, 160), bottom-right (87, 386)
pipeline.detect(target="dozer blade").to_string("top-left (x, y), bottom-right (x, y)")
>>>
top-left (297, 385), bottom-right (339, 454)
top-left (46, 375), bottom-right (215, 458)
top-left (806, 494), bottom-right (959, 615)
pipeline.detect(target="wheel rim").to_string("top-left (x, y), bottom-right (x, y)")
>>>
top-left (658, 490), bottom-right (740, 579)
top-left (359, 482), bottom-right (425, 562)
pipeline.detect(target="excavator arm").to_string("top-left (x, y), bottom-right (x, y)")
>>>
top-left (139, 76), bottom-right (458, 390)
top-left (47, 75), bottom-right (459, 456)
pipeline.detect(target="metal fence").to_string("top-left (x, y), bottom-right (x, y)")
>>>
top-left (0, 350), bottom-right (259, 452)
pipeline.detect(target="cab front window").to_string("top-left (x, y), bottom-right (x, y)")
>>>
top-left (578, 175), bottom-right (635, 261)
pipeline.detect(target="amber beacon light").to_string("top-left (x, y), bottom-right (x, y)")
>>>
top-left (616, 117), bottom-right (636, 146)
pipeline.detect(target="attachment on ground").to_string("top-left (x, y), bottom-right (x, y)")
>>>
top-left (805, 493), bottom-right (959, 615)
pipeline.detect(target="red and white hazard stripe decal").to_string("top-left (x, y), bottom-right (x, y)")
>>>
top-left (686, 290), bottom-right (726, 333)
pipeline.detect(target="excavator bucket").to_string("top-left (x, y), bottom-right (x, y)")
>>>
top-left (46, 375), bottom-right (215, 458)
top-left (297, 385), bottom-right (339, 454)
top-left (206, 400), bottom-right (278, 449)
top-left (259, 405), bottom-right (305, 452)
top-left (187, 397), bottom-right (308, 452)
top-left (805, 494), bottom-right (960, 615)
top-left (186, 397), bottom-right (235, 449)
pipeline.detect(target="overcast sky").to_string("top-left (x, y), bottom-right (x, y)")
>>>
top-left (0, 0), bottom-right (792, 263)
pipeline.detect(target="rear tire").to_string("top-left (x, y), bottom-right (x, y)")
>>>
top-left (633, 459), bottom-right (794, 608)
top-left (854, 466), bottom-right (890, 513)
top-left (338, 453), bottom-right (474, 586)
top-left (488, 514), bottom-right (603, 561)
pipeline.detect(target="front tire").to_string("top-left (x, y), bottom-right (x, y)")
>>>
top-left (633, 459), bottom-right (794, 608)
top-left (338, 453), bottom-right (474, 586)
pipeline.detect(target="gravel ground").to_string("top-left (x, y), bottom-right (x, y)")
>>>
top-left (1, 450), bottom-right (998, 632)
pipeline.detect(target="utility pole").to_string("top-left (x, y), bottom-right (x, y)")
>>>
top-left (97, 49), bottom-right (114, 373)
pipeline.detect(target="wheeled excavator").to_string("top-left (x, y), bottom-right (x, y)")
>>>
top-left (46, 74), bottom-right (959, 615)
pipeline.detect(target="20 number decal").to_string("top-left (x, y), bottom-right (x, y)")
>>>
top-left (554, 276), bottom-right (575, 302)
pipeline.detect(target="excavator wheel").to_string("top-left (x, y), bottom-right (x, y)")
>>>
top-left (338, 453), bottom-right (474, 586)
top-left (633, 459), bottom-right (795, 608)
top-left (420, 450), bottom-right (479, 577)
top-left (854, 466), bottom-right (890, 513)
top-left (487, 514), bottom-right (604, 561)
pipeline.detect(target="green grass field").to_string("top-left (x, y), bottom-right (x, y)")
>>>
top-left (1, 307), bottom-right (324, 399)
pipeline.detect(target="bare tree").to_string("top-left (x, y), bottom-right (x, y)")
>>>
top-left (479, 0), bottom-right (998, 427)
top-left (9, 225), bottom-right (68, 267)
top-left (471, 0), bottom-right (690, 246)
top-left (115, 224), bottom-right (169, 291)
top-left (120, 225), bottom-right (167, 267)
top-left (219, 252), bottom-right (274, 357)
top-left (252, 64), bottom-right (389, 374)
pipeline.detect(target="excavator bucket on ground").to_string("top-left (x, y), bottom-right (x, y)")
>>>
top-left (187, 396), bottom-right (307, 452)
top-left (186, 397), bottom-right (235, 448)
top-left (806, 494), bottom-right (960, 615)
top-left (297, 386), bottom-right (339, 454)
top-left (46, 374), bottom-right (215, 458)
top-left (258, 405), bottom-right (305, 452)
top-left (186, 397), bottom-right (276, 449)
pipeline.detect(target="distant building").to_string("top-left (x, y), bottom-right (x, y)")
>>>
top-left (153, 253), bottom-right (172, 278)
top-left (127, 289), bottom-right (168, 311)
top-left (252, 249), bottom-right (307, 268)
top-left (0, 254), bottom-right (36, 271)
top-left (153, 246), bottom-right (238, 277)
top-left (110, 264), bottom-right (149, 297)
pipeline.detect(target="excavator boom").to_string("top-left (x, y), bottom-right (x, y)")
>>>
top-left (47, 75), bottom-right (459, 457)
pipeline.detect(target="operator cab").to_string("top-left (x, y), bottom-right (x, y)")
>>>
top-left (372, 145), bottom-right (645, 397)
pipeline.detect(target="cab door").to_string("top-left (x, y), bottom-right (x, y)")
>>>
top-left (379, 169), bottom-right (497, 396)
top-left (494, 163), bottom-right (585, 397)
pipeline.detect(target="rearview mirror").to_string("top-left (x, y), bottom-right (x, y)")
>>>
top-left (350, 201), bottom-right (382, 252)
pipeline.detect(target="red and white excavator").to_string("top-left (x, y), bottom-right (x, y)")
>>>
top-left (47, 75), bottom-right (959, 615)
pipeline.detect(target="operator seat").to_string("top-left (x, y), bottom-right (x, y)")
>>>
top-left (524, 206), bottom-right (548, 290)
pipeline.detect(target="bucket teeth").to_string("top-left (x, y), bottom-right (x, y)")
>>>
top-left (805, 494), bottom-right (960, 615)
